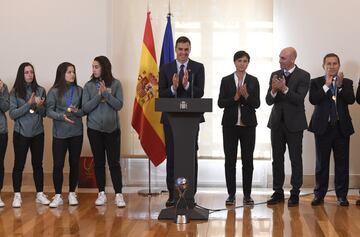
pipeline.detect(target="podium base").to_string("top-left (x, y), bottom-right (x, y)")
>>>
top-left (158, 206), bottom-right (209, 221)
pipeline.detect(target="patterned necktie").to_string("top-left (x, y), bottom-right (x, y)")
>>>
top-left (179, 64), bottom-right (185, 89)
top-left (330, 82), bottom-right (337, 125)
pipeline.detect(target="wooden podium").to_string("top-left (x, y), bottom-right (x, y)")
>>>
top-left (156, 98), bottom-right (212, 220)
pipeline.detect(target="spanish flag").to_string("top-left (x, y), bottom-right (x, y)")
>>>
top-left (131, 12), bottom-right (166, 166)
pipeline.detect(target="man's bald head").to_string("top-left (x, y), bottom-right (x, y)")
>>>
top-left (279, 47), bottom-right (297, 70)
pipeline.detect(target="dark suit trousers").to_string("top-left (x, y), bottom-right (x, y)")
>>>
top-left (271, 123), bottom-right (303, 195)
top-left (314, 123), bottom-right (349, 198)
top-left (164, 123), bottom-right (199, 198)
top-left (223, 126), bottom-right (255, 197)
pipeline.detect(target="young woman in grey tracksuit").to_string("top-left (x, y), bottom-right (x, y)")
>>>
top-left (0, 79), bottom-right (9, 207)
top-left (82, 56), bottom-right (125, 207)
top-left (9, 62), bottom-right (50, 208)
top-left (46, 62), bottom-right (83, 208)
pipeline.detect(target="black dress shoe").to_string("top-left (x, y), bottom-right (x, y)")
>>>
top-left (356, 199), bottom-right (360, 206)
top-left (243, 196), bottom-right (254, 206)
top-left (225, 195), bottom-right (235, 205)
top-left (165, 198), bottom-right (175, 207)
top-left (337, 197), bottom-right (349, 206)
top-left (311, 196), bottom-right (324, 206)
top-left (288, 194), bottom-right (299, 207)
top-left (267, 193), bottom-right (284, 205)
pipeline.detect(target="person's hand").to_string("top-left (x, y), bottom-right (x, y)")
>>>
top-left (35, 96), bottom-right (45, 106)
top-left (63, 114), bottom-right (75, 124)
top-left (336, 71), bottom-right (344, 88)
top-left (172, 73), bottom-right (179, 90)
top-left (99, 80), bottom-right (107, 94)
top-left (271, 74), bottom-right (281, 93)
top-left (278, 77), bottom-right (287, 93)
top-left (234, 86), bottom-right (241, 101)
top-left (27, 92), bottom-right (36, 105)
top-left (182, 70), bottom-right (189, 87)
top-left (239, 84), bottom-right (249, 98)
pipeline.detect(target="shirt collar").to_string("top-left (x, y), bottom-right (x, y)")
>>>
top-left (176, 60), bottom-right (189, 72)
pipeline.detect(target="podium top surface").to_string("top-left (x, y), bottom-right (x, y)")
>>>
top-left (155, 98), bottom-right (212, 113)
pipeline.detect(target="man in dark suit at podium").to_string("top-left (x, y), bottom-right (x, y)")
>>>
top-left (159, 36), bottom-right (205, 207)
top-left (308, 53), bottom-right (355, 206)
top-left (265, 47), bottom-right (310, 207)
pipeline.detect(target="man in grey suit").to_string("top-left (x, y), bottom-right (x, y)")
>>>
top-left (265, 47), bottom-right (310, 207)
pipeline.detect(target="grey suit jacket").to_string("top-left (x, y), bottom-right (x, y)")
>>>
top-left (265, 66), bottom-right (310, 132)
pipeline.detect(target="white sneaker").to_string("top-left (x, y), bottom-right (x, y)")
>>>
top-left (49, 194), bottom-right (63, 208)
top-left (0, 196), bottom-right (4, 207)
top-left (12, 193), bottom-right (22, 208)
top-left (115, 193), bottom-right (126, 208)
top-left (95, 191), bottom-right (107, 206)
top-left (36, 192), bottom-right (50, 205)
top-left (68, 192), bottom-right (78, 206)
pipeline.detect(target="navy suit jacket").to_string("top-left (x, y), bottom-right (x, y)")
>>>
top-left (218, 73), bottom-right (260, 127)
top-left (308, 76), bottom-right (355, 136)
top-left (265, 66), bottom-right (310, 132)
top-left (159, 59), bottom-right (205, 124)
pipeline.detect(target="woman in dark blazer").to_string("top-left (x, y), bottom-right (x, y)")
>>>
top-left (218, 51), bottom-right (260, 206)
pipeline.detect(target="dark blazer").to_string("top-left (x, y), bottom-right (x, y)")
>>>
top-left (218, 73), bottom-right (260, 127)
top-left (159, 59), bottom-right (205, 124)
top-left (356, 81), bottom-right (360, 104)
top-left (308, 76), bottom-right (355, 136)
top-left (265, 67), bottom-right (310, 132)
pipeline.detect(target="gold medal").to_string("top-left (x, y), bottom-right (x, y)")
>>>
top-left (67, 107), bottom-right (72, 113)
top-left (332, 95), bottom-right (336, 101)
top-left (29, 109), bottom-right (35, 114)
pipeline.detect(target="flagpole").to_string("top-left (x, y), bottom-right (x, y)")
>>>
top-left (138, 157), bottom-right (161, 196)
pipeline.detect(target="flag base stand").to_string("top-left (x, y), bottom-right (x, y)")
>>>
top-left (137, 158), bottom-right (162, 196)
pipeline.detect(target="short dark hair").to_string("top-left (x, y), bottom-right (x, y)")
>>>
top-left (323, 53), bottom-right (340, 65)
top-left (233, 50), bottom-right (250, 62)
top-left (175, 36), bottom-right (191, 47)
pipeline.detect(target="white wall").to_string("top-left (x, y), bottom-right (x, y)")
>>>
top-left (274, 0), bottom-right (360, 181)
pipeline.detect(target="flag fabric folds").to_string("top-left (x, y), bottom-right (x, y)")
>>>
top-left (160, 14), bottom-right (175, 66)
top-left (131, 12), bottom-right (165, 167)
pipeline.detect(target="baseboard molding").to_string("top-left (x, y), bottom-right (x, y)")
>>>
top-left (267, 174), bottom-right (360, 189)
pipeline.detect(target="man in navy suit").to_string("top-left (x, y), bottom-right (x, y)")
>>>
top-left (159, 36), bottom-right (205, 207)
top-left (265, 47), bottom-right (310, 207)
top-left (308, 53), bottom-right (355, 206)
top-left (218, 51), bottom-right (260, 206)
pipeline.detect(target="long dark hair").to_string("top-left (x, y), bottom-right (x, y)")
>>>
top-left (91, 56), bottom-right (114, 86)
top-left (52, 62), bottom-right (77, 98)
top-left (12, 62), bottom-right (39, 99)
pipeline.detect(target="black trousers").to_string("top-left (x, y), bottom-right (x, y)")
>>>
top-left (164, 123), bottom-right (199, 198)
top-left (12, 132), bottom-right (44, 192)
top-left (87, 128), bottom-right (123, 193)
top-left (0, 133), bottom-right (7, 192)
top-left (271, 124), bottom-right (303, 196)
top-left (314, 123), bottom-right (349, 198)
top-left (52, 135), bottom-right (83, 194)
top-left (223, 126), bottom-right (255, 197)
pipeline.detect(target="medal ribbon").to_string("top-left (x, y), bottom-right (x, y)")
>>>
top-left (65, 85), bottom-right (75, 108)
